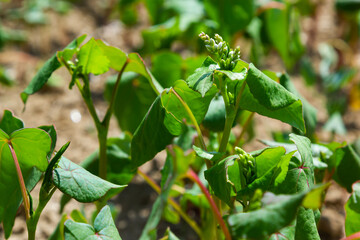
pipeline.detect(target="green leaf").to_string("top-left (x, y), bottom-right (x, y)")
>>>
top-left (96, 40), bottom-right (127, 72)
top-left (228, 186), bottom-right (324, 239)
top-left (131, 96), bottom-right (177, 168)
top-left (236, 148), bottom-right (294, 198)
top-left (140, 151), bottom-right (176, 240)
top-left (53, 157), bottom-right (125, 202)
top-left (161, 80), bottom-right (217, 126)
top-left (268, 225), bottom-right (295, 240)
top-left (126, 53), bottom-right (163, 94)
top-left (21, 35), bottom-right (86, 104)
top-left (186, 57), bottom-right (218, 97)
top-left (132, 80), bottom-right (216, 167)
top-left (239, 64), bottom-right (305, 132)
top-left (42, 142), bottom-right (70, 193)
top-left (78, 38), bottom-right (110, 75)
top-left (0, 110), bottom-right (24, 135)
top-left (273, 134), bottom-right (320, 240)
top-left (333, 145), bottom-right (360, 192)
top-left (279, 73), bottom-right (317, 136)
top-left (60, 134), bottom-right (135, 212)
top-left (345, 182), bottom-right (360, 236)
top-left (64, 205), bottom-right (121, 240)
top-left (204, 155), bottom-right (240, 206)
top-left (105, 73), bottom-right (157, 133)
top-left (162, 228), bottom-right (180, 240)
top-left (202, 94), bottom-right (226, 132)
top-left (38, 125), bottom-right (57, 160)
top-left (151, 51), bottom-right (182, 88)
top-left (0, 128), bottom-right (51, 238)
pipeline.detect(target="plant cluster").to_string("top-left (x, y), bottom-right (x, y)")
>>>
top-left (0, 30), bottom-right (359, 240)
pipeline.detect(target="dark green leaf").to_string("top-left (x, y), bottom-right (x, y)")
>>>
top-left (131, 96), bottom-right (178, 168)
top-left (0, 110), bottom-right (24, 135)
top-left (186, 57), bottom-right (218, 97)
top-left (205, 155), bottom-right (240, 206)
top-left (105, 73), bottom-right (156, 133)
top-left (53, 157), bottom-right (126, 202)
top-left (240, 64), bottom-right (305, 132)
top-left (21, 35), bottom-right (86, 104)
top-left (334, 145), bottom-right (360, 192)
top-left (345, 182), bottom-right (360, 236)
top-left (0, 128), bottom-right (51, 238)
top-left (151, 51), bottom-right (182, 88)
top-left (64, 205), bottom-right (121, 240)
top-left (38, 125), bottom-right (57, 159)
top-left (279, 73), bottom-right (317, 136)
top-left (228, 185), bottom-right (325, 239)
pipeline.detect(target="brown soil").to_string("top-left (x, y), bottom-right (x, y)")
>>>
top-left (0, 0), bottom-right (359, 239)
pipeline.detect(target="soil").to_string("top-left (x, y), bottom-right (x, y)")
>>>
top-left (0, 0), bottom-right (359, 239)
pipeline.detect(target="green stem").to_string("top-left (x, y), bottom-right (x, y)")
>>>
top-left (27, 187), bottom-right (56, 240)
top-left (187, 169), bottom-right (232, 240)
top-left (8, 141), bottom-right (30, 220)
top-left (102, 61), bottom-right (129, 127)
top-left (137, 169), bottom-right (202, 238)
top-left (170, 89), bottom-right (211, 168)
top-left (170, 89), bottom-right (206, 150)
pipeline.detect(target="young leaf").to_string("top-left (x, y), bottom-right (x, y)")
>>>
top-left (53, 157), bottom-right (126, 202)
top-left (78, 38), bottom-right (110, 75)
top-left (21, 35), bottom-right (86, 104)
top-left (345, 182), bottom-right (360, 236)
top-left (96, 40), bottom-right (127, 71)
top-left (186, 57), bottom-right (218, 96)
top-left (0, 110), bottom-right (24, 135)
top-left (0, 128), bottom-right (51, 238)
top-left (64, 205), bottom-right (121, 240)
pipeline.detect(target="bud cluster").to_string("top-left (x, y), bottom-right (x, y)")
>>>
top-left (199, 32), bottom-right (241, 70)
top-left (235, 147), bottom-right (256, 184)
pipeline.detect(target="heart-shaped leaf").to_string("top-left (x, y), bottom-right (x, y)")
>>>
top-left (64, 205), bottom-right (121, 240)
top-left (53, 157), bottom-right (126, 203)
top-left (0, 128), bottom-right (51, 238)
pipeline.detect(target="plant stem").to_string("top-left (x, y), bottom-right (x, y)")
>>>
top-left (27, 188), bottom-right (56, 240)
top-left (170, 89), bottom-right (211, 169)
top-left (171, 89), bottom-right (206, 151)
top-left (187, 169), bottom-right (232, 240)
top-left (103, 61), bottom-right (129, 128)
top-left (137, 169), bottom-right (202, 238)
top-left (8, 141), bottom-right (30, 220)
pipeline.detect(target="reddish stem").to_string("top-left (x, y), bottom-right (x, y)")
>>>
top-left (187, 169), bottom-right (232, 240)
top-left (342, 232), bottom-right (360, 240)
top-left (8, 141), bottom-right (30, 220)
